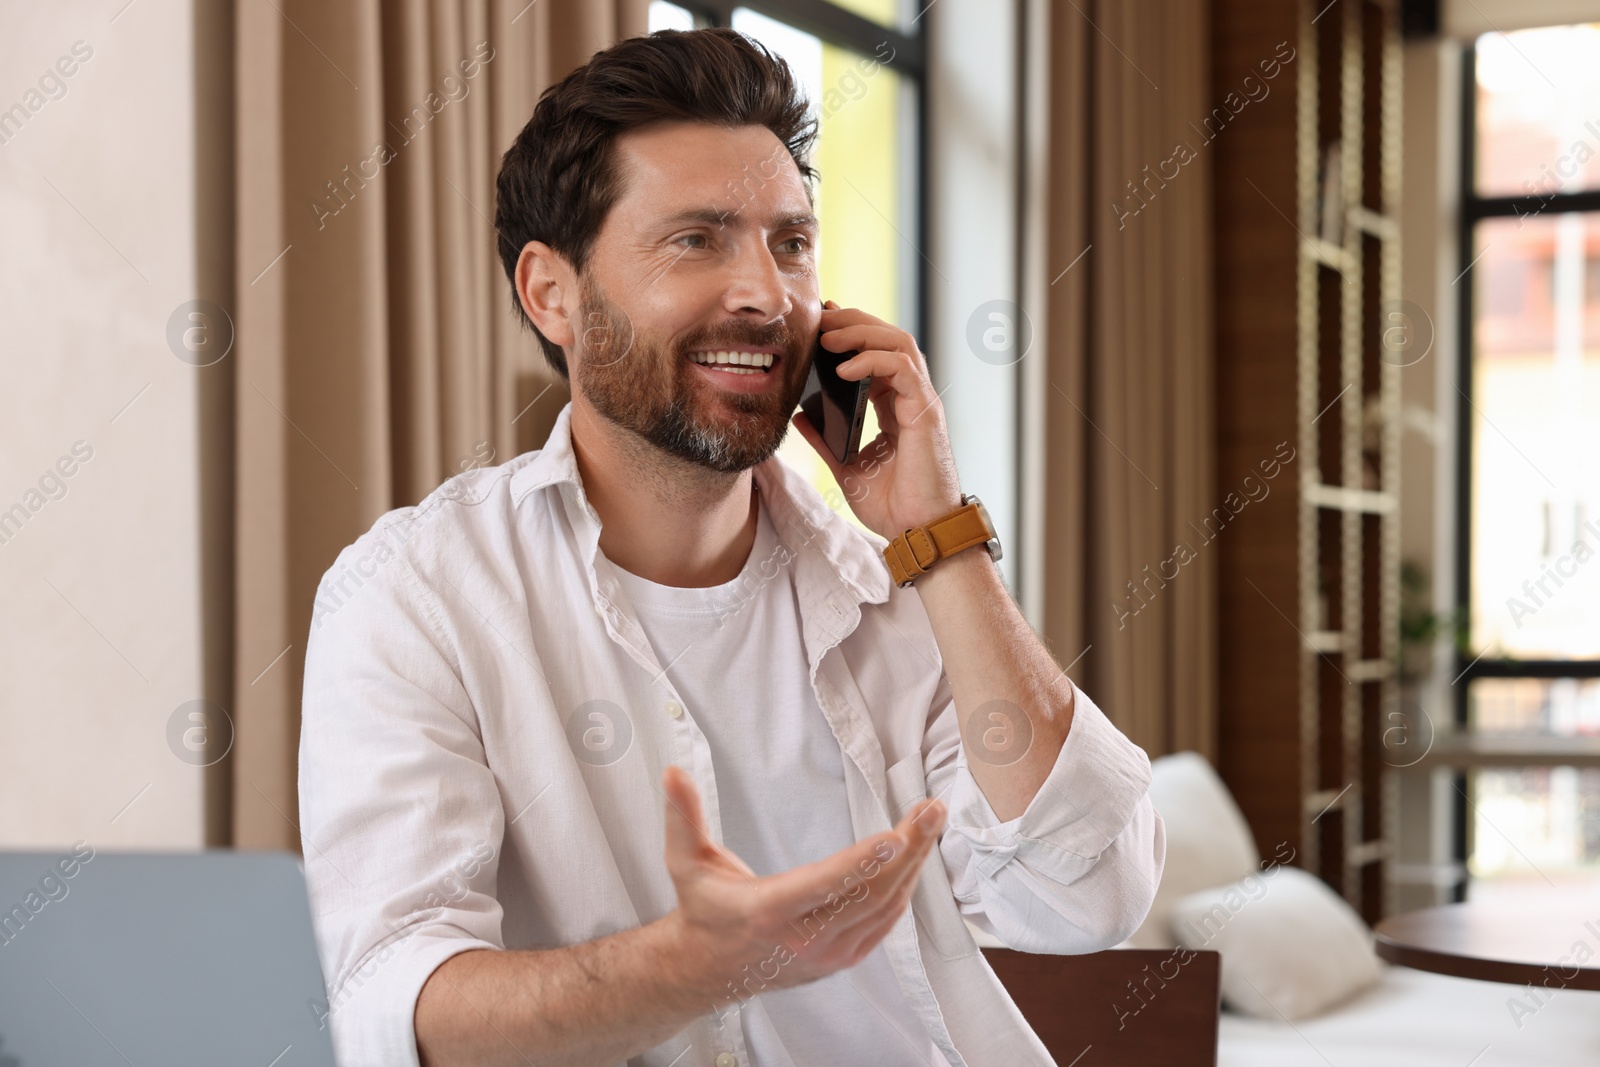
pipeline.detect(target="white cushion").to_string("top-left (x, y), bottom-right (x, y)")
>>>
top-left (1123, 751), bottom-right (1260, 948)
top-left (1171, 866), bottom-right (1385, 1021)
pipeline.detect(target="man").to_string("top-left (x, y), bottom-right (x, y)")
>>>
top-left (299, 26), bottom-right (1164, 1067)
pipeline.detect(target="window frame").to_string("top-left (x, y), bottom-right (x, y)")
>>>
top-left (1454, 38), bottom-right (1600, 703)
top-left (1451, 35), bottom-right (1600, 896)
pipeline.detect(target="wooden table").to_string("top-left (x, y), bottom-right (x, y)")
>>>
top-left (1374, 902), bottom-right (1600, 991)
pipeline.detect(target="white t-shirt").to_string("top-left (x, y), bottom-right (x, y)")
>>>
top-left (602, 491), bottom-right (944, 1066)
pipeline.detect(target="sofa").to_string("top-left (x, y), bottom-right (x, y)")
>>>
top-left (1138, 752), bottom-right (1598, 1065)
top-left (972, 751), bottom-right (1599, 1065)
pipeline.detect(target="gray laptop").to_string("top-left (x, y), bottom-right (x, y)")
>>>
top-left (0, 850), bottom-right (338, 1066)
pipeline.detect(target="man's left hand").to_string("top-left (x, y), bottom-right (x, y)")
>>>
top-left (790, 300), bottom-right (963, 539)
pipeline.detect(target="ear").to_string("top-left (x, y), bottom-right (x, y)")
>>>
top-left (515, 241), bottom-right (576, 347)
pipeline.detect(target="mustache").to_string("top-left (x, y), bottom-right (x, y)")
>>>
top-left (677, 324), bottom-right (798, 357)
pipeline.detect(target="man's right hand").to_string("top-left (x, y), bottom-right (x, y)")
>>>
top-left (658, 763), bottom-right (947, 1007)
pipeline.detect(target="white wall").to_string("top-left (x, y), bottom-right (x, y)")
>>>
top-left (0, 2), bottom-right (208, 849)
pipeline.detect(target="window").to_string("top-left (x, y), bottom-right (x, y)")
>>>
top-left (646, 1), bottom-right (925, 533)
top-left (1457, 24), bottom-right (1600, 903)
top-left (648, 2), bottom-right (696, 31)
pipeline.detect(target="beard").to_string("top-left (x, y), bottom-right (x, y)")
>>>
top-left (572, 272), bottom-right (810, 473)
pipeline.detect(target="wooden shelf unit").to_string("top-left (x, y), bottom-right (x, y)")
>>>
top-left (1214, 0), bottom-right (1402, 925)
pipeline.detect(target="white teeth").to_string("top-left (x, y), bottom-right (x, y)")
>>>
top-left (688, 350), bottom-right (774, 369)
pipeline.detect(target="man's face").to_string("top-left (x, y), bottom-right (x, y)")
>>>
top-left (568, 121), bottom-right (820, 473)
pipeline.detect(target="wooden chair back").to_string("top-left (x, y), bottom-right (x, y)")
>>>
top-left (982, 947), bottom-right (1221, 1066)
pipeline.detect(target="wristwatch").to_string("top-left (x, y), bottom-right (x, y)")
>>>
top-left (882, 494), bottom-right (1003, 587)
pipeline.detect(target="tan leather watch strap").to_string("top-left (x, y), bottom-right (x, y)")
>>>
top-left (883, 498), bottom-right (995, 587)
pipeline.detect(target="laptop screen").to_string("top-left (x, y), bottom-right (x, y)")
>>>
top-left (0, 850), bottom-right (337, 1066)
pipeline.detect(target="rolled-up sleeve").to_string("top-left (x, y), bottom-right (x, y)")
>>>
top-left (927, 677), bottom-right (1166, 955)
top-left (298, 526), bottom-right (505, 1067)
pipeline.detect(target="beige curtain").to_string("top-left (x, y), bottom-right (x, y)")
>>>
top-left (233, 0), bottom-right (648, 850)
top-left (1037, 0), bottom-right (1217, 761)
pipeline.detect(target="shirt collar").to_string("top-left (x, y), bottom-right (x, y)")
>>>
top-left (509, 401), bottom-right (893, 609)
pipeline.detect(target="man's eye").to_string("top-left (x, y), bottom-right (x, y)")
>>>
top-left (675, 233), bottom-right (709, 249)
top-left (779, 236), bottom-right (811, 254)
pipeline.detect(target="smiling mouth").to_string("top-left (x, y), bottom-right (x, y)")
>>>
top-left (686, 349), bottom-right (778, 376)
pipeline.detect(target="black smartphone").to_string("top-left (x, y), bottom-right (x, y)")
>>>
top-left (799, 335), bottom-right (872, 465)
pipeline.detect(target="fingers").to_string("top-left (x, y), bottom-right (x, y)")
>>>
top-left (663, 751), bottom-right (949, 944)
top-left (854, 430), bottom-right (895, 466)
top-left (817, 305), bottom-right (930, 386)
top-left (832, 798), bottom-right (947, 930)
top-left (819, 321), bottom-right (908, 355)
top-left (835, 871), bottom-right (919, 962)
top-left (867, 798), bottom-right (947, 907)
top-left (761, 833), bottom-right (895, 917)
top-left (868, 379), bottom-right (901, 436)
top-left (763, 797), bottom-right (946, 929)
top-left (833, 347), bottom-right (926, 396)
top-left (811, 842), bottom-right (928, 944)
top-left (663, 766), bottom-right (761, 884)
top-left (907, 797), bottom-right (948, 840)
top-left (662, 765), bottom-right (710, 867)
top-left (779, 797), bottom-right (947, 957)
top-left (819, 301), bottom-right (884, 330)
top-left (830, 352), bottom-right (936, 431)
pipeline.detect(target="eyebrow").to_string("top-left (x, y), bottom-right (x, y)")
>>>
top-left (658, 207), bottom-right (819, 234)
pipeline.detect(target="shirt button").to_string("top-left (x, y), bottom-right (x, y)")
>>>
top-left (715, 1055), bottom-right (737, 1067)
top-left (666, 700), bottom-right (684, 719)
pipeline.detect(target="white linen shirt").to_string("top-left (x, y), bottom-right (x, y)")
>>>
top-left (297, 401), bottom-right (1165, 1067)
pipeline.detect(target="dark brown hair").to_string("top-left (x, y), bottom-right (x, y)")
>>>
top-left (494, 27), bottom-right (819, 378)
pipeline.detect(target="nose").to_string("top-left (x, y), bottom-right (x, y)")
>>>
top-left (723, 238), bottom-right (794, 323)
